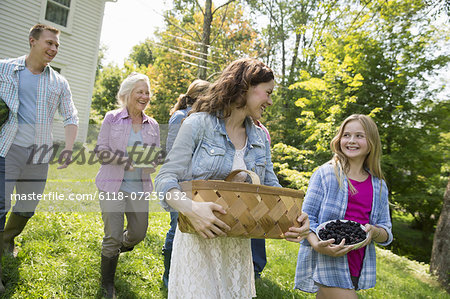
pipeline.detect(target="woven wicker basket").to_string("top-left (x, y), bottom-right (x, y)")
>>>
top-left (178, 169), bottom-right (304, 239)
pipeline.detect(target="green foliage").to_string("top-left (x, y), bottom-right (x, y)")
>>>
top-left (144, 0), bottom-right (263, 124)
top-left (390, 211), bottom-right (434, 263)
top-left (90, 51), bottom-right (150, 123)
top-left (271, 143), bottom-right (315, 190)
top-left (128, 38), bottom-right (154, 68)
top-left (262, 0), bottom-right (450, 233)
top-left (90, 63), bottom-right (125, 120)
top-left (95, 44), bottom-right (108, 78)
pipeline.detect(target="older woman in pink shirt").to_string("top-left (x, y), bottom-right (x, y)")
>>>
top-left (95, 72), bottom-right (160, 298)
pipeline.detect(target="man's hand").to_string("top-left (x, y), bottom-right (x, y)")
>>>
top-left (57, 148), bottom-right (73, 169)
top-left (58, 124), bottom-right (77, 169)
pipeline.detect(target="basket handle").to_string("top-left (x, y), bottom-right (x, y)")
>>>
top-left (225, 169), bottom-right (261, 185)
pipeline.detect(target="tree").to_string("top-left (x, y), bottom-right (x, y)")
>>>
top-left (90, 42), bottom-right (152, 124)
top-left (128, 38), bottom-right (154, 67)
top-left (90, 63), bottom-right (126, 120)
top-left (246, 0), bottom-right (341, 144)
top-left (430, 178), bottom-right (450, 292)
top-left (146, 0), bottom-right (262, 124)
top-left (96, 44), bottom-right (108, 78)
top-left (166, 0), bottom-right (238, 79)
top-left (90, 60), bottom-right (147, 123)
top-left (264, 0), bottom-right (450, 235)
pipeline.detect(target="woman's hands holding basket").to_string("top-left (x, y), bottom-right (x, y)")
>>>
top-left (166, 188), bottom-right (231, 239)
top-left (185, 201), bottom-right (231, 239)
top-left (284, 212), bottom-right (310, 243)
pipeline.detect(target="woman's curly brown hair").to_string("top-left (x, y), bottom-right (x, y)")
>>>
top-left (191, 58), bottom-right (274, 118)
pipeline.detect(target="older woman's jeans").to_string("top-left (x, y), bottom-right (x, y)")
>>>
top-left (100, 190), bottom-right (149, 258)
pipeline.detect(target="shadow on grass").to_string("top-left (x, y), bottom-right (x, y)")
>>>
top-left (255, 277), bottom-right (310, 299)
top-left (1, 254), bottom-right (21, 299)
top-left (94, 279), bottom-right (140, 299)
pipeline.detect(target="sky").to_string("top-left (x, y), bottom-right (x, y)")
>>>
top-left (100, 0), bottom-right (234, 66)
top-left (99, 1), bottom-right (449, 98)
top-left (100, 0), bottom-right (172, 66)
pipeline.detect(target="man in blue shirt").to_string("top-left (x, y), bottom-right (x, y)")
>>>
top-left (0, 23), bottom-right (78, 293)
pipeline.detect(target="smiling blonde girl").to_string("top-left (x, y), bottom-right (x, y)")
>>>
top-left (295, 114), bottom-right (393, 299)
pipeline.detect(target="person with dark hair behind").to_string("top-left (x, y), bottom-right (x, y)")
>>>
top-left (155, 58), bottom-right (309, 298)
top-left (251, 118), bottom-right (270, 280)
top-left (161, 79), bottom-right (210, 287)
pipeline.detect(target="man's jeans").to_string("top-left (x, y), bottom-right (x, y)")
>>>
top-left (0, 144), bottom-right (49, 230)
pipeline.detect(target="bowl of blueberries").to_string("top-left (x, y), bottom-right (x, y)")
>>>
top-left (316, 219), bottom-right (368, 250)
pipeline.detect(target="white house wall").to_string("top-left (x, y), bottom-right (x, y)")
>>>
top-left (0, 0), bottom-right (110, 143)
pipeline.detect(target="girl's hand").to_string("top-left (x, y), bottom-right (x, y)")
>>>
top-left (184, 201), bottom-right (231, 239)
top-left (285, 212), bottom-right (310, 243)
top-left (317, 239), bottom-right (355, 257)
top-left (362, 223), bottom-right (387, 245)
top-left (308, 233), bottom-right (355, 257)
top-left (358, 224), bottom-right (375, 248)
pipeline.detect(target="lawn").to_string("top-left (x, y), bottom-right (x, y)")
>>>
top-left (1, 161), bottom-right (448, 298)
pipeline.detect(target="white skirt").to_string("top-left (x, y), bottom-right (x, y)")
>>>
top-left (168, 228), bottom-right (256, 299)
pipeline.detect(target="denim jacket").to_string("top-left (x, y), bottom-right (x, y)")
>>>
top-left (155, 112), bottom-right (280, 210)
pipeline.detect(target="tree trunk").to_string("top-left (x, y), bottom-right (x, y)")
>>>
top-left (198, 0), bottom-right (212, 80)
top-left (430, 177), bottom-right (450, 293)
top-left (288, 32), bottom-right (300, 85)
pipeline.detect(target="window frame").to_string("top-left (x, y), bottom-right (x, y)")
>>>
top-left (39, 0), bottom-right (77, 33)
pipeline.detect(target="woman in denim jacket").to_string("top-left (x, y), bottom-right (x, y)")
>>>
top-left (155, 58), bottom-right (309, 298)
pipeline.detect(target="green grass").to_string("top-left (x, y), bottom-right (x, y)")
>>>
top-left (389, 211), bottom-right (433, 263)
top-left (1, 162), bottom-right (448, 298)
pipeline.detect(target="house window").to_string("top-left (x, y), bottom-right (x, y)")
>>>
top-left (44, 0), bottom-right (71, 27)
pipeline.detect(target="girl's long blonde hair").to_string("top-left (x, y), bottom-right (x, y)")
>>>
top-left (330, 114), bottom-right (384, 189)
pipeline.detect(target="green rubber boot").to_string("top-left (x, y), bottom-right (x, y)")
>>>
top-left (101, 254), bottom-right (118, 299)
top-left (3, 213), bottom-right (29, 256)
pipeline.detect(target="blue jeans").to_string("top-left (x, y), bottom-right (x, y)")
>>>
top-left (251, 238), bottom-right (267, 274)
top-left (164, 212), bottom-right (178, 251)
top-left (0, 156), bottom-right (5, 230)
top-left (163, 212), bottom-right (267, 273)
